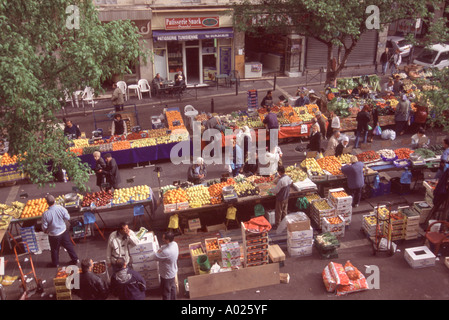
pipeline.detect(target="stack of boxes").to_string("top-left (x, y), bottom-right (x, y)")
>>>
top-left (53, 276), bottom-right (72, 300)
top-left (129, 232), bottom-right (160, 290)
top-left (423, 180), bottom-right (436, 208)
top-left (220, 241), bottom-right (241, 269)
top-left (285, 213), bottom-right (313, 257)
top-left (241, 222), bottom-right (269, 267)
top-left (382, 210), bottom-right (405, 242)
top-left (35, 231), bottom-right (51, 252)
top-left (247, 90), bottom-right (258, 110)
top-left (362, 214), bottom-right (379, 238)
top-left (414, 201), bottom-right (433, 224)
top-left (310, 198), bottom-right (335, 230)
top-left (400, 206), bottom-right (420, 240)
top-left (322, 215), bottom-right (345, 238)
top-left (19, 226), bottom-right (39, 253)
top-left (328, 188), bottom-right (353, 226)
top-left (189, 242), bottom-right (206, 275)
top-left (205, 238), bottom-right (221, 265)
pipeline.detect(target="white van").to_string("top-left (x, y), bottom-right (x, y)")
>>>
top-left (413, 43), bottom-right (449, 69)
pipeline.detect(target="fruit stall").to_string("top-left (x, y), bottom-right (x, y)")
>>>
top-left (73, 108), bottom-right (191, 167)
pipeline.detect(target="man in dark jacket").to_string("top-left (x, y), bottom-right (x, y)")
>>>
top-left (104, 153), bottom-right (121, 190)
top-left (93, 151), bottom-right (106, 190)
top-left (63, 119), bottom-right (81, 139)
top-left (354, 106), bottom-right (371, 149)
top-left (341, 156), bottom-right (365, 208)
top-left (110, 258), bottom-right (146, 300)
top-left (78, 259), bottom-right (109, 300)
top-left (270, 166), bottom-right (293, 228)
top-left (307, 124), bottom-right (321, 152)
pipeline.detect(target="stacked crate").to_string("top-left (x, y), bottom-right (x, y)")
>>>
top-left (382, 211), bottom-right (406, 241)
top-left (285, 212), bottom-right (313, 257)
top-left (220, 241), bottom-right (241, 269)
top-left (19, 226), bottom-right (39, 253)
top-left (423, 180), bottom-right (436, 207)
top-left (310, 198), bottom-right (335, 229)
top-left (189, 242), bottom-right (206, 275)
top-left (328, 188), bottom-right (353, 226)
top-left (205, 238), bottom-right (221, 265)
top-left (129, 232), bottom-right (160, 289)
top-left (322, 215), bottom-right (345, 238)
top-left (247, 90), bottom-right (258, 110)
top-left (400, 206), bottom-right (421, 240)
top-left (53, 276), bottom-right (72, 300)
top-left (362, 214), bottom-right (379, 238)
top-left (414, 201), bottom-right (433, 224)
top-left (241, 222), bottom-right (269, 267)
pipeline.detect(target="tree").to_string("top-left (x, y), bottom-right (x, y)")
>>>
top-left (231, 0), bottom-right (440, 85)
top-left (0, 0), bottom-right (147, 191)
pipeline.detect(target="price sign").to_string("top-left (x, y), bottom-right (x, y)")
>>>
top-left (301, 124), bottom-right (308, 134)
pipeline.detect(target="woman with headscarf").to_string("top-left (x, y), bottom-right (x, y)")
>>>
top-left (187, 157), bottom-right (207, 184)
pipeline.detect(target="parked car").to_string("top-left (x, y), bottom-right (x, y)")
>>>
top-left (387, 36), bottom-right (413, 58)
top-left (413, 43), bottom-right (449, 70)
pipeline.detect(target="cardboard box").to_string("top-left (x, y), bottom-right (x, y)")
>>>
top-left (129, 233), bottom-right (158, 255)
top-left (287, 226), bottom-right (313, 240)
top-left (164, 203), bottom-right (177, 212)
top-left (287, 238), bottom-right (313, 249)
top-left (287, 245), bottom-right (313, 257)
top-left (268, 245), bottom-right (286, 263)
top-left (328, 188), bottom-right (353, 208)
top-left (133, 260), bottom-right (159, 272)
top-left (177, 201), bottom-right (190, 210)
top-left (404, 246), bottom-right (436, 269)
top-left (322, 215), bottom-right (346, 237)
top-left (188, 218), bottom-right (201, 230)
top-left (285, 212), bottom-right (311, 232)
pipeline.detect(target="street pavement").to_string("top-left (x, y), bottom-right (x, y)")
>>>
top-left (1, 64), bottom-right (449, 304)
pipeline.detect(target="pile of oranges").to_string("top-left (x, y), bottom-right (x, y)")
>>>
top-left (21, 198), bottom-right (49, 219)
top-left (208, 178), bottom-right (236, 205)
top-left (0, 153), bottom-right (18, 166)
top-left (112, 140), bottom-right (131, 151)
top-left (166, 110), bottom-right (185, 131)
top-left (163, 188), bottom-right (188, 205)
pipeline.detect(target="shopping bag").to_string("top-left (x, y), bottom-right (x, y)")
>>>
top-left (373, 125), bottom-right (382, 136)
top-left (168, 214), bottom-right (179, 229)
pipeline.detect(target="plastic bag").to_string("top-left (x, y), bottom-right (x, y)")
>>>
top-left (381, 129), bottom-right (396, 141)
top-left (400, 169), bottom-right (412, 184)
top-left (373, 125), bottom-right (382, 136)
top-left (168, 214), bottom-right (179, 229)
top-left (328, 262), bottom-right (350, 286)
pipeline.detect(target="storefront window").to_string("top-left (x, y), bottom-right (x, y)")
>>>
top-left (202, 39), bottom-right (217, 83)
top-left (167, 42), bottom-right (183, 81)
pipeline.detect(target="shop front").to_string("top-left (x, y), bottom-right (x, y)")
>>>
top-left (151, 13), bottom-right (235, 85)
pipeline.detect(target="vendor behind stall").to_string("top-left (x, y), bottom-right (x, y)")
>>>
top-left (260, 90), bottom-right (273, 108)
top-left (324, 130), bottom-right (341, 156)
top-left (335, 136), bottom-right (350, 157)
top-left (411, 127), bottom-right (429, 149)
top-left (63, 119), bottom-right (81, 139)
top-left (294, 89), bottom-right (310, 107)
top-left (278, 95), bottom-right (288, 107)
top-left (187, 157), bottom-right (207, 184)
top-left (111, 114), bottom-right (127, 136)
top-left (205, 113), bottom-right (226, 132)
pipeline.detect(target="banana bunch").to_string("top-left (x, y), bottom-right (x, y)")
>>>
top-left (286, 165), bottom-right (308, 182)
top-left (337, 153), bottom-right (353, 165)
top-left (191, 247), bottom-right (205, 256)
top-left (301, 158), bottom-right (324, 175)
top-left (0, 215), bottom-right (12, 229)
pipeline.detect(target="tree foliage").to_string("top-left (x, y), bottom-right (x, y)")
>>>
top-left (231, 0), bottom-right (442, 84)
top-left (0, 0), bottom-right (148, 191)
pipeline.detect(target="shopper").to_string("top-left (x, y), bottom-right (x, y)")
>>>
top-left (395, 94), bottom-right (411, 136)
top-left (335, 136), bottom-right (350, 157)
top-left (111, 82), bottom-right (124, 112)
top-left (411, 127), bottom-right (429, 149)
top-left (435, 137), bottom-right (449, 179)
top-left (231, 138), bottom-right (244, 176)
top-left (152, 73), bottom-right (164, 94)
top-left (262, 106), bottom-right (279, 131)
top-left (382, 78), bottom-right (395, 95)
top-left (392, 75), bottom-right (403, 95)
top-left (368, 104), bottom-right (379, 143)
top-left (106, 222), bottom-right (139, 273)
top-left (260, 90), bottom-right (273, 108)
top-left (41, 194), bottom-right (79, 268)
top-left (110, 258), bottom-right (146, 300)
top-left (315, 111), bottom-right (327, 139)
top-left (103, 153), bottom-right (121, 190)
top-left (63, 119), bottom-right (81, 139)
top-left (259, 146), bottom-right (281, 176)
top-left (78, 258), bottom-right (109, 300)
top-left (413, 105), bottom-right (428, 131)
top-left (324, 130), bottom-right (341, 156)
top-left (187, 157), bottom-right (207, 184)
top-left (341, 156), bottom-right (365, 208)
top-left (93, 151), bottom-right (106, 190)
top-left (111, 113), bottom-right (127, 136)
top-left (354, 105), bottom-right (371, 149)
top-left (270, 166), bottom-right (293, 228)
top-left (380, 47), bottom-right (390, 75)
top-left (307, 123), bottom-right (321, 153)
top-left (205, 113), bottom-right (226, 132)
top-left (390, 50), bottom-right (402, 75)
top-left (150, 231), bottom-right (179, 300)
top-left (328, 111), bottom-right (340, 138)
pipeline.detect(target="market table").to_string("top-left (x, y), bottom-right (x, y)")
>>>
top-left (78, 140), bottom-right (193, 168)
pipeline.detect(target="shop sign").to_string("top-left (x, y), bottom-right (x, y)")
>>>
top-left (165, 17), bottom-right (219, 30)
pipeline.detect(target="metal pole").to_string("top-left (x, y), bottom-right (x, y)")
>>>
top-left (211, 98), bottom-right (214, 114)
top-left (273, 75), bottom-right (277, 91)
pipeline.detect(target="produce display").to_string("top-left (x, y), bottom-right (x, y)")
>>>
top-left (377, 149), bottom-right (396, 160)
top-left (330, 190), bottom-right (349, 198)
top-left (301, 158), bottom-right (325, 175)
top-left (428, 144), bottom-right (444, 156)
top-left (285, 165), bottom-right (308, 182)
top-left (130, 138), bottom-right (157, 148)
top-left (113, 185), bottom-right (151, 204)
top-left (21, 198), bottom-right (49, 219)
top-left (163, 188), bottom-right (188, 205)
top-left (356, 150), bottom-right (380, 162)
top-left (186, 185), bottom-right (211, 208)
top-left (337, 154), bottom-right (352, 165)
top-left (166, 110), bottom-right (185, 131)
top-left (0, 201), bottom-right (25, 219)
top-left (413, 148), bottom-right (436, 159)
top-left (82, 190), bottom-right (114, 207)
top-left (234, 181), bottom-right (259, 197)
top-left (313, 199), bottom-right (333, 211)
top-left (315, 232), bottom-right (340, 248)
top-left (112, 140), bottom-right (131, 151)
top-left (326, 216), bottom-right (343, 225)
top-left (71, 139), bottom-right (89, 148)
top-left (317, 156), bottom-right (343, 176)
top-left (394, 148), bottom-right (414, 160)
top-left (0, 153), bottom-right (18, 166)
top-left (208, 179), bottom-right (236, 205)
top-left (92, 261), bottom-right (107, 274)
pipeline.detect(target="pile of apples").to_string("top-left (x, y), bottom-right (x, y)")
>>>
top-left (81, 190), bottom-right (113, 207)
top-left (113, 185), bottom-right (151, 205)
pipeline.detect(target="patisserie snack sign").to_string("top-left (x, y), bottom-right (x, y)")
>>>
top-left (165, 17), bottom-right (219, 30)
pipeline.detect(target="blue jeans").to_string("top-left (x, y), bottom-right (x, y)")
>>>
top-left (354, 130), bottom-right (368, 148)
top-left (382, 62), bottom-right (388, 75)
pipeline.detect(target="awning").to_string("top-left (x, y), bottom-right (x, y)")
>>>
top-left (153, 27), bottom-right (233, 41)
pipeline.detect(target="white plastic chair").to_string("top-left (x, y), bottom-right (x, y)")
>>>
top-left (82, 87), bottom-right (97, 108)
top-left (128, 84), bottom-right (141, 100)
top-left (138, 79), bottom-right (151, 99)
top-left (116, 81), bottom-right (128, 101)
top-left (63, 90), bottom-right (75, 108)
top-left (184, 105), bottom-right (196, 113)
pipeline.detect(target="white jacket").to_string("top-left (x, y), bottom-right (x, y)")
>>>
top-left (106, 230), bottom-right (139, 265)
